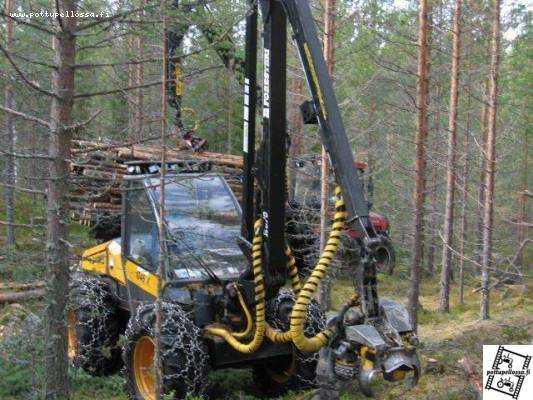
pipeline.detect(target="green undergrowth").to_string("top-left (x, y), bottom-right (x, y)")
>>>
top-left (0, 192), bottom-right (94, 282)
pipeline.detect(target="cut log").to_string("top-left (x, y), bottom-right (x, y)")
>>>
top-left (458, 357), bottom-right (482, 398)
top-left (0, 289), bottom-right (46, 303)
top-left (0, 281), bottom-right (45, 291)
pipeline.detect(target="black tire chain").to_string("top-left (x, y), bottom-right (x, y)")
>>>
top-left (260, 288), bottom-right (326, 390)
top-left (68, 278), bottom-right (122, 376)
top-left (122, 302), bottom-right (209, 399)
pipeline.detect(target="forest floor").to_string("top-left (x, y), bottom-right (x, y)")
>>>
top-left (0, 197), bottom-right (531, 399)
top-left (1, 261), bottom-right (531, 399)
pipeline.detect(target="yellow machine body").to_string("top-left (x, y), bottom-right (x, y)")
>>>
top-left (80, 240), bottom-right (160, 298)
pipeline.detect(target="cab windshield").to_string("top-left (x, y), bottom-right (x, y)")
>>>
top-left (153, 175), bottom-right (246, 281)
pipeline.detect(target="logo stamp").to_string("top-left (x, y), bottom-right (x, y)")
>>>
top-left (483, 345), bottom-right (532, 399)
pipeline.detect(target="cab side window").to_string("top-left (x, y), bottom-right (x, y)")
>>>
top-left (125, 186), bottom-right (159, 271)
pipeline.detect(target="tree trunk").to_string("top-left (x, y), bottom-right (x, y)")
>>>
top-left (426, 102), bottom-right (440, 276)
top-left (227, 68), bottom-right (233, 154)
top-left (458, 34), bottom-right (474, 305)
top-left (318, 0), bottom-right (336, 311)
top-left (409, 0), bottom-right (432, 330)
top-left (439, 0), bottom-right (462, 313)
top-left (426, 0), bottom-right (440, 277)
top-left (480, 0), bottom-right (501, 320)
top-left (127, 34), bottom-right (136, 144)
top-left (127, 0), bottom-right (145, 145)
top-left (155, 11), bottom-right (169, 399)
top-left (517, 119), bottom-right (528, 266)
top-left (4, 0), bottom-right (15, 246)
top-left (288, 72), bottom-right (303, 202)
top-left (43, 1), bottom-right (77, 398)
top-left (459, 77), bottom-right (472, 306)
top-left (136, 0), bottom-right (145, 140)
top-left (366, 100), bottom-right (376, 205)
top-left (476, 79), bottom-right (490, 266)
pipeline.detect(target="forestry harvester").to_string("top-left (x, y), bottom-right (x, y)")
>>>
top-left (67, 1), bottom-right (420, 399)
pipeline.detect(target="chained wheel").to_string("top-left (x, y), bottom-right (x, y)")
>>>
top-left (123, 302), bottom-right (209, 400)
top-left (253, 289), bottom-right (326, 397)
top-left (68, 278), bottom-right (122, 376)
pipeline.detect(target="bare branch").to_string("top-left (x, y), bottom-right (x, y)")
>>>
top-left (0, 182), bottom-right (45, 195)
top-left (0, 10), bottom-right (55, 35)
top-left (66, 110), bottom-right (102, 132)
top-left (75, 6), bottom-right (148, 33)
top-left (73, 80), bottom-right (162, 99)
top-left (0, 43), bottom-right (57, 98)
top-left (73, 64), bottom-right (222, 98)
top-left (0, 148), bottom-right (54, 160)
top-left (0, 220), bottom-right (44, 229)
top-left (12, 53), bottom-right (57, 69)
top-left (0, 104), bottom-right (51, 127)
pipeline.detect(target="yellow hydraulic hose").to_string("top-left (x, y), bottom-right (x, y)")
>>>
top-left (231, 283), bottom-right (253, 339)
top-left (289, 186), bottom-right (346, 352)
top-left (206, 219), bottom-right (266, 353)
top-left (265, 247), bottom-right (302, 344)
top-left (265, 324), bottom-right (293, 343)
top-left (208, 187), bottom-right (346, 354)
top-left (286, 246), bottom-right (302, 295)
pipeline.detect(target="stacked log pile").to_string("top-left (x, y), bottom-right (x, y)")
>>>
top-left (70, 140), bottom-right (243, 228)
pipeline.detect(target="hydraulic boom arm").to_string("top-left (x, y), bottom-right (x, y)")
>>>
top-left (240, 1), bottom-right (421, 397)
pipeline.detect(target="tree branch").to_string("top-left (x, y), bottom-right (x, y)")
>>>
top-left (0, 10), bottom-right (55, 35)
top-left (66, 110), bottom-right (101, 132)
top-left (0, 43), bottom-right (57, 98)
top-left (0, 104), bottom-right (51, 127)
top-left (73, 80), bottom-right (162, 99)
top-left (75, 6), bottom-right (148, 33)
top-left (0, 182), bottom-right (45, 195)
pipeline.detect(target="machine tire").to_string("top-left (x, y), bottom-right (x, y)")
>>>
top-left (375, 234), bottom-right (396, 275)
top-left (253, 289), bottom-right (325, 397)
top-left (67, 278), bottom-right (122, 376)
top-left (123, 302), bottom-right (209, 400)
